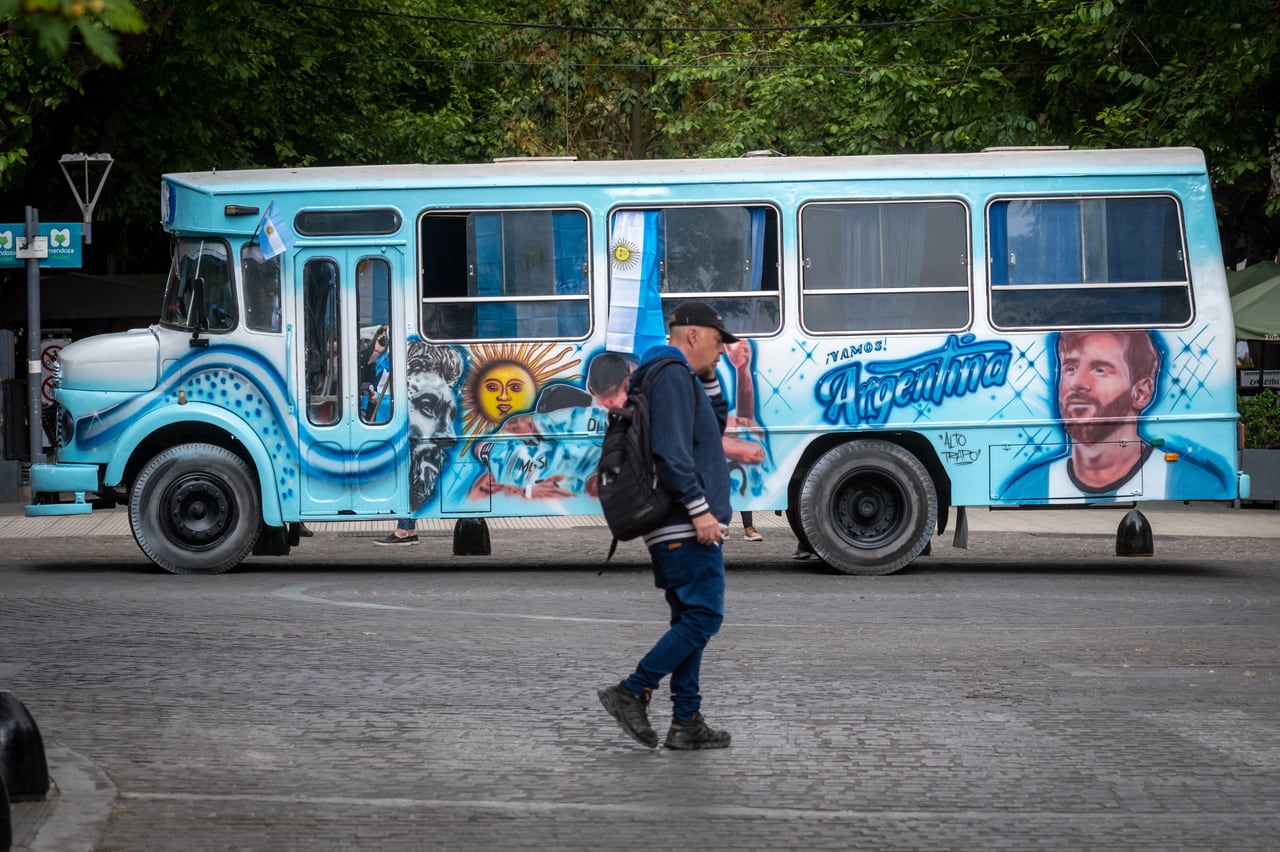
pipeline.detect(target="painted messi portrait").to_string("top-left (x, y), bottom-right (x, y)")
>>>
top-left (1001, 329), bottom-right (1232, 501)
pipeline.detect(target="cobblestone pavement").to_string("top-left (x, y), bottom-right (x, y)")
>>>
top-left (3, 506), bottom-right (1279, 850)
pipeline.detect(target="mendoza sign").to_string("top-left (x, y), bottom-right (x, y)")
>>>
top-left (0, 222), bottom-right (83, 268)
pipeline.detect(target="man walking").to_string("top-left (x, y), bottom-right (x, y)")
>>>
top-left (597, 302), bottom-right (737, 750)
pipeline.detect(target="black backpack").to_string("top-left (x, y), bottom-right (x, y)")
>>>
top-left (596, 357), bottom-right (697, 555)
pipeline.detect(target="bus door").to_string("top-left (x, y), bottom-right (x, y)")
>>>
top-left (295, 248), bottom-right (405, 516)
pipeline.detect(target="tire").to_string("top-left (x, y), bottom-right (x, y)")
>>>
top-left (798, 440), bottom-right (937, 575)
top-left (129, 443), bottom-right (261, 575)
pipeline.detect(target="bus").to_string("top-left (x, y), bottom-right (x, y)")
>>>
top-left (27, 147), bottom-right (1250, 574)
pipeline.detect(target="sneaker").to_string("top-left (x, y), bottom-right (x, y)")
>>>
top-left (597, 682), bottom-right (658, 748)
top-left (791, 547), bottom-right (812, 560)
top-left (374, 532), bottom-right (418, 546)
top-left (742, 526), bottom-right (763, 542)
top-left (665, 713), bottom-right (731, 750)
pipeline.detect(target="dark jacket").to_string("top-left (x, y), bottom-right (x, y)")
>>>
top-left (634, 345), bottom-right (731, 546)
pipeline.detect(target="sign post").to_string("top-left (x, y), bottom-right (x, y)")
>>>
top-left (21, 208), bottom-right (45, 463)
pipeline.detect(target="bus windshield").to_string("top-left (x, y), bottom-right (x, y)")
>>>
top-left (161, 238), bottom-right (236, 331)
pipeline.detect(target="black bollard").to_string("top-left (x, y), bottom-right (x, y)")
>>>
top-left (453, 517), bottom-right (491, 556)
top-left (1116, 508), bottom-right (1154, 557)
top-left (0, 691), bottom-right (48, 803)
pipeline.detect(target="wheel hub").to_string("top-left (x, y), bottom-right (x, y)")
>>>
top-left (834, 477), bottom-right (901, 544)
top-left (166, 475), bottom-right (231, 545)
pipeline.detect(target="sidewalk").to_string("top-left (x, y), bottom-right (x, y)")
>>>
top-left (3, 499), bottom-right (1279, 538)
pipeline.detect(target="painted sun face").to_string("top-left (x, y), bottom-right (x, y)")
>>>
top-left (477, 362), bottom-right (536, 423)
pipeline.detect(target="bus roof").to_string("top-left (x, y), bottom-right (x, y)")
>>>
top-left (163, 147), bottom-right (1207, 195)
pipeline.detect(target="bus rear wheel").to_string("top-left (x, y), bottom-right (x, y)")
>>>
top-left (129, 443), bottom-right (261, 575)
top-left (799, 440), bottom-right (937, 575)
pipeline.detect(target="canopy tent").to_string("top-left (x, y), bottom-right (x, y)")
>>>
top-left (1228, 261), bottom-right (1280, 341)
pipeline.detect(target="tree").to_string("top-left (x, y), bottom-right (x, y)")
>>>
top-left (485, 0), bottom-right (806, 160)
top-left (3, 0), bottom-right (1277, 272)
top-left (1, 0), bottom-right (145, 178)
top-left (3, 0), bottom-right (502, 270)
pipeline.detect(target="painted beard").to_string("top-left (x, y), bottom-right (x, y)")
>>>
top-left (1061, 391), bottom-right (1137, 444)
top-left (410, 441), bottom-right (447, 511)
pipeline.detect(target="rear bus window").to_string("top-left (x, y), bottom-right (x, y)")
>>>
top-left (988, 195), bottom-right (1192, 329)
top-left (799, 200), bottom-right (970, 333)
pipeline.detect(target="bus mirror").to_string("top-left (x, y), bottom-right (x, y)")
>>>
top-left (189, 276), bottom-right (210, 348)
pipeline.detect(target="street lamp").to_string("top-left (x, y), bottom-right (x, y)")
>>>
top-left (58, 153), bottom-right (113, 245)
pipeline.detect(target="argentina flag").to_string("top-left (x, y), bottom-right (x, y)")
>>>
top-left (259, 201), bottom-right (296, 259)
top-left (605, 210), bottom-right (667, 355)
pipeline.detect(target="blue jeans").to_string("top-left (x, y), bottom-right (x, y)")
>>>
top-left (624, 538), bottom-right (725, 722)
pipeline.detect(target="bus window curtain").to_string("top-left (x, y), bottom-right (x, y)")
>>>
top-left (749, 208), bottom-right (765, 291)
top-left (989, 203), bottom-right (1010, 285)
top-left (471, 212), bottom-right (513, 338)
top-left (553, 212), bottom-right (589, 336)
top-left (1105, 198), bottom-right (1178, 283)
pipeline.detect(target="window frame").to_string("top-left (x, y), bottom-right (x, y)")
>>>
top-left (295, 207), bottom-right (402, 237)
top-left (985, 192), bottom-right (1194, 331)
top-left (606, 201), bottom-right (784, 338)
top-left (797, 197), bottom-right (973, 335)
top-left (159, 237), bottom-right (238, 334)
top-left (417, 205), bottom-right (593, 342)
top-left (240, 241), bottom-right (281, 334)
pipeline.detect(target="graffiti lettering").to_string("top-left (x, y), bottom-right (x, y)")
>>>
top-left (816, 334), bottom-right (1012, 426)
top-left (825, 338), bottom-right (889, 365)
top-left (514, 454), bottom-right (549, 475)
top-left (942, 449), bottom-right (982, 466)
top-left (941, 432), bottom-right (967, 448)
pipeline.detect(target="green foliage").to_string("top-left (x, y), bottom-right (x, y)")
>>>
top-left (2, 0), bottom-right (1278, 271)
top-left (0, 0), bottom-right (145, 66)
top-left (1240, 391), bottom-right (1280, 450)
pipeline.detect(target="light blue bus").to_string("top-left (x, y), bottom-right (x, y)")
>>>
top-left (28, 147), bottom-right (1249, 574)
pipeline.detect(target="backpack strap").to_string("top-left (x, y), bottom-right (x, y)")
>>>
top-left (639, 356), bottom-right (700, 409)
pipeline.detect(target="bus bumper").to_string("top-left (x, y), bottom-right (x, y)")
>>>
top-left (25, 463), bottom-right (99, 517)
top-left (1238, 472), bottom-right (1252, 501)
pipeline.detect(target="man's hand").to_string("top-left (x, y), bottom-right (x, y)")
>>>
top-left (692, 511), bottom-right (723, 546)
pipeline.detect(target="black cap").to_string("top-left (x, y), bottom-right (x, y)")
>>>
top-left (669, 301), bottom-right (740, 343)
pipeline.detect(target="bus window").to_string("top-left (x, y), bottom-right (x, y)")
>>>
top-left (162, 239), bottom-right (236, 332)
top-left (241, 243), bottom-right (281, 332)
top-left (419, 209), bottom-right (590, 341)
top-left (608, 205), bottom-right (781, 336)
top-left (799, 200), bottom-right (970, 333)
top-left (357, 256), bottom-right (393, 425)
top-left (304, 258), bottom-right (342, 426)
top-left (988, 195), bottom-right (1192, 329)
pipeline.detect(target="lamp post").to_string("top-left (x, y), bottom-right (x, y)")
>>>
top-left (58, 153), bottom-right (113, 245)
top-left (19, 154), bottom-right (113, 466)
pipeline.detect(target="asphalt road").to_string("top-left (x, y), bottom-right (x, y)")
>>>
top-left (3, 510), bottom-right (1279, 850)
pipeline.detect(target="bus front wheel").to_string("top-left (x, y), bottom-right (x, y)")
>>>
top-left (129, 443), bottom-right (261, 575)
top-left (799, 440), bottom-right (937, 575)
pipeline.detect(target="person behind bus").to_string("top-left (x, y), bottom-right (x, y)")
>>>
top-left (1002, 329), bottom-right (1227, 500)
top-left (723, 339), bottom-right (764, 541)
top-left (360, 325), bottom-right (392, 423)
top-left (597, 301), bottom-right (735, 751)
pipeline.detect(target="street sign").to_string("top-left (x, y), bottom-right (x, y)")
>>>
top-left (0, 222), bottom-right (83, 268)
